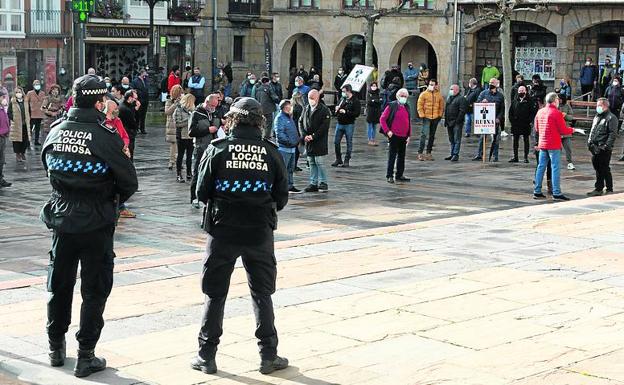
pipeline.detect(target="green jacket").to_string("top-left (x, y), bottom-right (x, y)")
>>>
top-left (481, 66), bottom-right (500, 86)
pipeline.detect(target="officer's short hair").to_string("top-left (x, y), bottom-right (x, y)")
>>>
top-left (75, 93), bottom-right (104, 108)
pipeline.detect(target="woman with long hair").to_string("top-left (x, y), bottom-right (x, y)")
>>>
top-left (165, 84), bottom-right (183, 170)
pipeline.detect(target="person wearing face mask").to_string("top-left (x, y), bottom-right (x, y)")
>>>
top-left (509, 85), bottom-right (537, 163)
top-left (533, 92), bottom-right (573, 201)
top-left (270, 73), bottom-right (284, 102)
top-left (332, 84), bottom-right (361, 168)
top-left (416, 79), bottom-right (444, 161)
top-left (300, 89), bottom-right (331, 192)
top-left (120, 76), bottom-right (131, 92)
top-left (103, 77), bottom-right (112, 92)
top-left (188, 67), bottom-right (206, 106)
top-left (380, 88), bottom-right (411, 183)
top-left (586, 98), bottom-right (618, 196)
top-left (239, 73), bottom-right (256, 98)
top-left (274, 100), bottom-right (302, 193)
top-left (8, 87), bottom-right (30, 163)
top-left (558, 95), bottom-right (576, 170)
top-left (472, 78), bottom-right (505, 162)
top-left (165, 84), bottom-right (183, 170)
top-left (296, 65), bottom-right (309, 84)
top-left (464, 78), bottom-right (481, 137)
top-left (444, 84), bottom-right (467, 162)
top-left (334, 68), bottom-right (347, 97)
top-left (57, 67), bottom-right (72, 97)
top-left (417, 64), bottom-right (430, 92)
top-left (293, 76), bottom-right (310, 105)
top-left (251, 75), bottom-right (279, 139)
top-left (600, 58), bottom-right (617, 96)
top-left (604, 77), bottom-right (623, 116)
top-left (0, 96), bottom-right (11, 187)
top-left (118, 90), bottom-right (140, 161)
top-left (26, 79), bottom-right (46, 146)
top-left (131, 69), bottom-right (150, 134)
top-left (41, 84), bottom-right (65, 144)
top-left (557, 77), bottom-right (572, 100)
top-left (511, 75), bottom-right (525, 101)
top-left (580, 57), bottom-right (598, 101)
top-left (481, 60), bottom-right (500, 88)
top-left (40, 75), bottom-right (137, 378)
top-left (188, 94), bottom-right (221, 208)
top-left (403, 62), bottom-right (418, 92)
top-left (529, 74), bottom-right (547, 107)
top-left (366, 82), bottom-right (382, 146)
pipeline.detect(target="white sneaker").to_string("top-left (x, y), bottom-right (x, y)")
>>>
top-left (567, 163), bottom-right (575, 170)
top-left (191, 199), bottom-right (200, 209)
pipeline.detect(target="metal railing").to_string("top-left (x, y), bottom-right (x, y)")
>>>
top-left (168, 0), bottom-right (203, 21)
top-left (26, 10), bottom-right (62, 35)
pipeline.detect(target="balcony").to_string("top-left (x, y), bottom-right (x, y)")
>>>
top-left (26, 10), bottom-right (62, 35)
top-left (168, 0), bottom-right (203, 22)
top-left (229, 0), bottom-right (260, 16)
top-left (92, 0), bottom-right (125, 19)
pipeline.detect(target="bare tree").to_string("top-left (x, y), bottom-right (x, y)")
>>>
top-left (336, 0), bottom-right (410, 69)
top-left (465, 0), bottom-right (546, 128)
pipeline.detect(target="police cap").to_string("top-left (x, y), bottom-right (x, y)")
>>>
top-left (73, 75), bottom-right (108, 103)
top-left (225, 97), bottom-right (263, 119)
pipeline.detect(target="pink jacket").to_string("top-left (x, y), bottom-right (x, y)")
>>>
top-left (0, 106), bottom-right (9, 136)
top-left (380, 103), bottom-right (411, 138)
top-left (534, 105), bottom-right (573, 150)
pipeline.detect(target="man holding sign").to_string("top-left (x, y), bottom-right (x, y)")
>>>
top-left (472, 78), bottom-right (504, 162)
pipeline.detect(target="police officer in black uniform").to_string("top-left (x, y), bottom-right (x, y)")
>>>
top-left (191, 97), bottom-right (289, 375)
top-left (40, 74), bottom-right (138, 378)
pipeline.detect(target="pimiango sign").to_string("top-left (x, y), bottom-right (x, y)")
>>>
top-left (86, 25), bottom-right (149, 39)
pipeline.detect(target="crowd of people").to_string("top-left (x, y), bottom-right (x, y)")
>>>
top-left (0, 58), bottom-right (622, 201)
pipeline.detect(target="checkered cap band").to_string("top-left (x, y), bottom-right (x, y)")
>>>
top-left (229, 106), bottom-right (249, 116)
top-left (81, 88), bottom-right (108, 96)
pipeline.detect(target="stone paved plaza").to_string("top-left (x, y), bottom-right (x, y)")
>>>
top-left (1, 116), bottom-right (624, 385)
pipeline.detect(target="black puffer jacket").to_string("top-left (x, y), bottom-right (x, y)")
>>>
top-left (588, 110), bottom-right (619, 152)
top-left (444, 93), bottom-right (467, 128)
top-left (509, 96), bottom-right (538, 135)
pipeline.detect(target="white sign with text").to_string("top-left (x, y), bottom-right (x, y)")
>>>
top-left (342, 64), bottom-right (374, 92)
top-left (473, 103), bottom-right (496, 135)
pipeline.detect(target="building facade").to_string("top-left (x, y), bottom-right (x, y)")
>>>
top-left (85, 0), bottom-right (202, 84)
top-left (0, 0), bottom-right (72, 94)
top-left (459, 0), bottom-right (624, 95)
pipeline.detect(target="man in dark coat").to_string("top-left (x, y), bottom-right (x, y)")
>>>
top-left (117, 90), bottom-right (140, 160)
top-left (131, 69), bottom-right (149, 134)
top-left (252, 75), bottom-right (280, 139)
top-left (587, 97), bottom-right (618, 196)
top-left (191, 97), bottom-right (289, 376)
top-left (444, 84), bottom-right (467, 162)
top-left (40, 74), bottom-right (138, 378)
top-left (300, 89), bottom-right (331, 192)
top-left (509, 85), bottom-right (538, 163)
top-left (464, 78), bottom-right (481, 137)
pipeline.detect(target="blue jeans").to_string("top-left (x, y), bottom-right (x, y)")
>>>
top-left (224, 84), bottom-right (232, 97)
top-left (308, 155), bottom-right (327, 185)
top-left (534, 150), bottom-right (562, 196)
top-left (464, 112), bottom-right (473, 135)
top-left (280, 150), bottom-right (295, 188)
top-left (447, 123), bottom-right (463, 157)
top-left (367, 122), bottom-right (377, 141)
top-left (334, 123), bottom-right (354, 160)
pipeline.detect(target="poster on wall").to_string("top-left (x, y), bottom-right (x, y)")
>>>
top-left (1, 56), bottom-right (17, 95)
top-left (45, 57), bottom-right (56, 92)
top-left (598, 47), bottom-right (617, 65)
top-left (514, 47), bottom-right (555, 81)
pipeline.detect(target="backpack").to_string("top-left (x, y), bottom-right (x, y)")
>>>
top-left (379, 101), bottom-right (410, 135)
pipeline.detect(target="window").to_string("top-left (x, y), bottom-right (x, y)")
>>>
top-left (11, 14), bottom-right (20, 30)
top-left (0, 0), bottom-right (23, 34)
top-left (0, 15), bottom-right (6, 31)
top-left (290, 0), bottom-right (318, 8)
top-left (405, 0), bottom-right (432, 9)
top-left (233, 35), bottom-right (244, 62)
top-left (229, 0), bottom-right (260, 14)
top-left (343, 0), bottom-right (372, 8)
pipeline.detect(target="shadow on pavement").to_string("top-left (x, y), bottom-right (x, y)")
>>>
top-left (216, 366), bottom-right (339, 385)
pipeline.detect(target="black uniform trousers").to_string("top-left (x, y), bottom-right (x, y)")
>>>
top-left (46, 225), bottom-right (115, 350)
top-left (592, 149), bottom-right (613, 191)
top-left (198, 232), bottom-right (278, 361)
top-left (137, 101), bottom-right (148, 133)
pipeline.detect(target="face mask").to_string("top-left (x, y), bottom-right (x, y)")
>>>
top-left (338, 71), bottom-right (343, 75)
top-left (518, 92), bottom-right (526, 97)
top-left (59, 69), bottom-right (66, 75)
top-left (34, 85), bottom-right (41, 91)
top-left (275, 77), bottom-right (280, 82)
top-left (596, 106), bottom-right (604, 114)
top-left (106, 82), bottom-right (111, 88)
top-left (15, 93), bottom-right (23, 99)
top-left (560, 81), bottom-right (565, 86)
top-left (427, 85), bottom-right (434, 91)
top-left (586, 61), bottom-right (591, 66)
top-left (1, 99), bottom-right (7, 107)
top-left (397, 96), bottom-right (407, 104)
top-left (371, 86), bottom-right (377, 91)
top-left (487, 64), bottom-right (492, 68)
top-left (489, 84), bottom-right (497, 90)
top-left (341, 92), bottom-right (347, 98)
top-left (408, 65), bottom-right (413, 69)
top-left (613, 82), bottom-right (619, 87)
top-left (249, 79), bottom-right (256, 85)
top-left (122, 84), bottom-right (129, 89)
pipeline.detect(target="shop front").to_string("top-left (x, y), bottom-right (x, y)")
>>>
top-left (158, 26), bottom-right (195, 72)
top-left (0, 38), bottom-right (65, 93)
top-left (85, 24), bottom-right (149, 83)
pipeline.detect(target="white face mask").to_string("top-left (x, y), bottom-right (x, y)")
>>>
top-left (586, 61), bottom-right (591, 66)
top-left (249, 79), bottom-right (256, 85)
top-left (309, 99), bottom-right (317, 107)
top-left (427, 85), bottom-right (434, 91)
top-left (15, 93), bottom-right (23, 99)
top-left (34, 85), bottom-right (41, 91)
top-left (122, 84), bottom-right (129, 89)
top-left (613, 81), bottom-right (620, 87)
top-left (1, 98), bottom-right (7, 107)
top-left (397, 96), bottom-right (407, 104)
top-left (106, 82), bottom-right (111, 88)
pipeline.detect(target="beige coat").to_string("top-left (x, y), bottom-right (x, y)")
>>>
top-left (9, 97), bottom-right (31, 143)
top-left (41, 95), bottom-right (65, 132)
top-left (165, 98), bottom-right (179, 143)
top-left (26, 89), bottom-right (46, 119)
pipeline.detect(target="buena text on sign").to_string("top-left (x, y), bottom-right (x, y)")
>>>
top-left (473, 102), bottom-right (496, 135)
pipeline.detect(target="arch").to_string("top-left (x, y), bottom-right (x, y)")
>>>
top-left (463, 11), bottom-right (560, 36)
top-left (279, 33), bottom-right (324, 88)
top-left (563, 8), bottom-right (624, 37)
top-left (331, 34), bottom-right (378, 73)
top-left (389, 35), bottom-right (439, 82)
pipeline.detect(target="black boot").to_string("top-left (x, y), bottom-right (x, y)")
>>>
top-left (190, 355), bottom-right (217, 374)
top-left (49, 338), bottom-right (66, 367)
top-left (259, 355), bottom-right (289, 375)
top-left (331, 145), bottom-right (343, 167)
top-left (74, 350), bottom-right (106, 378)
top-left (340, 157), bottom-right (350, 168)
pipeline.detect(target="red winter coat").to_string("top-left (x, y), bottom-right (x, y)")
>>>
top-left (533, 104), bottom-right (573, 150)
top-left (167, 72), bottom-right (181, 93)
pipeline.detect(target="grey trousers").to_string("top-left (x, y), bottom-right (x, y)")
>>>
top-left (0, 135), bottom-right (6, 179)
top-left (562, 137), bottom-right (573, 163)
